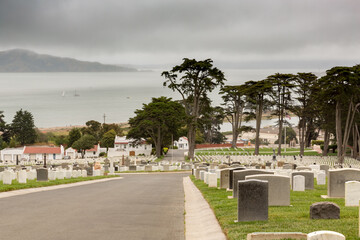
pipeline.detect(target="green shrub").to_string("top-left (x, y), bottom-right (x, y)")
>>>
top-left (99, 152), bottom-right (106, 157)
top-left (312, 140), bottom-right (324, 145)
top-left (163, 147), bottom-right (169, 154)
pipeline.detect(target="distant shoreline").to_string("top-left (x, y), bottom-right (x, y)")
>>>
top-left (38, 122), bottom-right (129, 134)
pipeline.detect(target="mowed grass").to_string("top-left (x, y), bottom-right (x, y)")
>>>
top-left (190, 176), bottom-right (360, 240)
top-left (195, 147), bottom-right (337, 156)
top-left (0, 175), bottom-right (120, 192)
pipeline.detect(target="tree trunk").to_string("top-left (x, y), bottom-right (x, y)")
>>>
top-left (335, 101), bottom-right (344, 164)
top-left (231, 127), bottom-right (238, 149)
top-left (322, 129), bottom-right (330, 156)
top-left (299, 118), bottom-right (306, 156)
top-left (254, 99), bottom-right (263, 155)
top-left (188, 123), bottom-right (196, 160)
top-left (277, 109), bottom-right (284, 155)
top-left (155, 128), bottom-right (162, 158)
top-left (352, 125), bottom-right (358, 159)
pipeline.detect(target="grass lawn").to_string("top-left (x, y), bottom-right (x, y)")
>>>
top-left (0, 175), bottom-right (119, 192)
top-left (190, 175), bottom-right (359, 240)
top-left (195, 147), bottom-right (338, 157)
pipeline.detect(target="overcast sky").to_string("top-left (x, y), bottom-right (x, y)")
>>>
top-left (0, 0), bottom-right (359, 68)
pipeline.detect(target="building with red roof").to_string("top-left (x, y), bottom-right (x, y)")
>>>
top-left (23, 145), bottom-right (64, 161)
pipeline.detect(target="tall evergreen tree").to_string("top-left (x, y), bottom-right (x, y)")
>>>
top-left (162, 58), bottom-right (226, 159)
top-left (267, 73), bottom-right (295, 155)
top-left (11, 109), bottom-right (37, 145)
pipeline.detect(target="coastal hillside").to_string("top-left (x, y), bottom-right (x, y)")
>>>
top-left (0, 49), bottom-right (137, 72)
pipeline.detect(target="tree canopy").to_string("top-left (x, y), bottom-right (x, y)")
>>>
top-left (128, 96), bottom-right (186, 157)
top-left (162, 58), bottom-right (226, 159)
top-left (11, 109), bottom-right (37, 145)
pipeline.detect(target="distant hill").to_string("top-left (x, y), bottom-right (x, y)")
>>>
top-left (0, 49), bottom-right (137, 72)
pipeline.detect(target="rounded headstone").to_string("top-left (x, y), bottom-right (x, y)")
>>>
top-left (310, 202), bottom-right (340, 219)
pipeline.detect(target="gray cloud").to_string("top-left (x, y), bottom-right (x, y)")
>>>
top-left (0, 0), bottom-right (359, 66)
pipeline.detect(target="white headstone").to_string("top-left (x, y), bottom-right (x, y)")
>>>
top-left (199, 170), bottom-right (205, 180)
top-left (93, 169), bottom-right (100, 176)
top-left (65, 170), bottom-right (72, 179)
top-left (317, 172), bottom-right (326, 185)
top-left (81, 170), bottom-right (87, 177)
top-left (204, 172), bottom-right (209, 184)
top-left (307, 230), bottom-right (345, 240)
top-left (293, 175), bottom-right (305, 191)
top-left (48, 171), bottom-right (56, 180)
top-left (208, 173), bottom-right (217, 187)
top-left (109, 167), bottom-right (115, 174)
top-left (18, 170), bottom-right (27, 183)
top-left (3, 170), bottom-right (12, 185)
top-left (345, 181), bottom-right (360, 206)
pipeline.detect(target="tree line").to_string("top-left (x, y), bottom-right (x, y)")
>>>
top-left (0, 111), bottom-right (124, 158)
top-left (128, 58), bottom-right (360, 163)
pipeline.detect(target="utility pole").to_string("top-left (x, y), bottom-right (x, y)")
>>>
top-left (103, 113), bottom-right (106, 124)
top-left (284, 122), bottom-right (287, 153)
top-left (172, 134), bottom-right (173, 162)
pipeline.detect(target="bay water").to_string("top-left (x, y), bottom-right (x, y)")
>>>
top-left (0, 69), bottom-right (318, 128)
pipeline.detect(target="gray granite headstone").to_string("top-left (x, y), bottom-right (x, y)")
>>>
top-left (229, 167), bottom-right (246, 189)
top-left (246, 174), bottom-right (290, 206)
top-left (310, 202), bottom-right (340, 219)
top-left (220, 169), bottom-right (230, 189)
top-left (237, 179), bottom-right (268, 222)
top-left (233, 169), bottom-right (274, 198)
top-left (125, 158), bottom-right (130, 167)
top-left (0, 167), bottom-right (4, 172)
top-left (291, 171), bottom-right (314, 190)
top-left (36, 168), bottom-right (48, 181)
top-left (163, 165), bottom-right (170, 171)
top-left (320, 164), bottom-right (330, 175)
top-left (328, 168), bottom-right (360, 198)
top-left (145, 165), bottom-right (152, 171)
top-left (86, 166), bottom-right (93, 176)
top-left (129, 165), bottom-right (136, 171)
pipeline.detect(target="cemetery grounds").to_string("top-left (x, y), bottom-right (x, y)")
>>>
top-left (191, 176), bottom-right (359, 240)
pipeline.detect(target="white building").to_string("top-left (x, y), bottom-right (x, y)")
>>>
top-left (0, 147), bottom-right (25, 164)
top-left (65, 147), bottom-right (78, 159)
top-left (174, 137), bottom-right (189, 150)
top-left (83, 144), bottom-right (102, 158)
top-left (114, 136), bottom-right (152, 156)
top-left (23, 146), bottom-right (64, 161)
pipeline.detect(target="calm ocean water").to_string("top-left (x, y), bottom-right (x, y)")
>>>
top-left (0, 69), bottom-right (319, 128)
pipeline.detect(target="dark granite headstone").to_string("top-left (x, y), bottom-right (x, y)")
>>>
top-left (229, 167), bottom-right (246, 189)
top-left (310, 202), bottom-right (340, 219)
top-left (129, 165), bottom-right (136, 171)
top-left (237, 179), bottom-right (268, 222)
top-left (233, 169), bottom-right (274, 198)
top-left (86, 166), bottom-right (93, 176)
top-left (36, 168), bottom-right (48, 181)
top-left (0, 167), bottom-right (5, 172)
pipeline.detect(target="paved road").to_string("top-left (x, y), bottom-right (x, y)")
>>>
top-left (0, 173), bottom-right (189, 240)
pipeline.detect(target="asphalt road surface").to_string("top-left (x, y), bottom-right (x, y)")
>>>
top-left (0, 173), bottom-right (189, 240)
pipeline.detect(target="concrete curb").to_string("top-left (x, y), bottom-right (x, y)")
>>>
top-left (0, 177), bottom-right (123, 199)
top-left (183, 176), bottom-right (227, 240)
